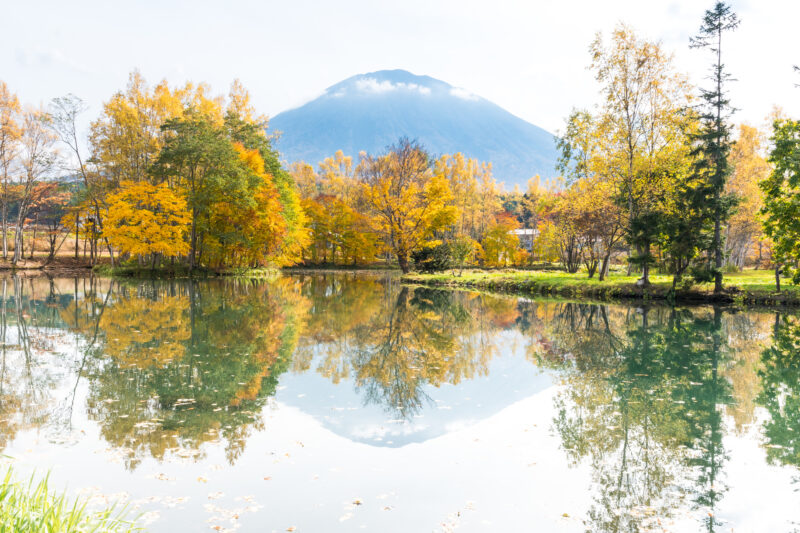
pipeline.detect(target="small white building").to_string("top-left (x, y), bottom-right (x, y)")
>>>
top-left (510, 228), bottom-right (538, 251)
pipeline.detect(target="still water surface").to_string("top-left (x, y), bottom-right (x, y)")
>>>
top-left (0, 272), bottom-right (798, 532)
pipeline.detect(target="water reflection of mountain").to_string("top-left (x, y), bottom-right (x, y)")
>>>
top-left (282, 275), bottom-right (554, 446)
top-left (278, 341), bottom-right (553, 447)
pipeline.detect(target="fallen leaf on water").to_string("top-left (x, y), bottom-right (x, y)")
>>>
top-left (197, 476), bottom-right (208, 483)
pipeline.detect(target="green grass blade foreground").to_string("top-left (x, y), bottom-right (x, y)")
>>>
top-left (0, 466), bottom-right (143, 532)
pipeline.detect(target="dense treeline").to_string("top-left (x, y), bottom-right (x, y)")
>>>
top-left (290, 143), bottom-right (521, 273)
top-left (0, 74), bottom-right (307, 270)
top-left (0, 1), bottom-right (797, 288)
top-left (290, 3), bottom-right (800, 290)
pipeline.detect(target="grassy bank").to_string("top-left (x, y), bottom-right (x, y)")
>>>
top-left (0, 466), bottom-right (141, 532)
top-left (402, 269), bottom-right (800, 306)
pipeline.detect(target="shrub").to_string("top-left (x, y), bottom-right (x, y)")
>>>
top-left (412, 243), bottom-right (451, 273)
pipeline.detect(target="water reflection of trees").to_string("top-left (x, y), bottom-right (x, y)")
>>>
top-left (758, 314), bottom-right (800, 480)
top-left (0, 276), bottom-right (84, 449)
top-left (294, 274), bottom-right (521, 418)
top-left (0, 276), bottom-right (308, 469)
top-left (539, 303), bottom-right (779, 532)
top-left (80, 278), bottom-right (309, 468)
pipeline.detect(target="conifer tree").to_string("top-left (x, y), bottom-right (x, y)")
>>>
top-left (689, 1), bottom-right (740, 294)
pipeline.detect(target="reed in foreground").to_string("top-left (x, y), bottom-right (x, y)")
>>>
top-left (0, 466), bottom-right (142, 533)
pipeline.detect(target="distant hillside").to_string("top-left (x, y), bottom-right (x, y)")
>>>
top-left (270, 69), bottom-right (558, 190)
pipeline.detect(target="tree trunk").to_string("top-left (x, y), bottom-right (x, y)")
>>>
top-left (775, 265), bottom-right (781, 293)
top-left (12, 208), bottom-right (26, 266)
top-left (599, 252), bottom-right (612, 282)
top-left (189, 210), bottom-right (197, 271)
top-left (713, 192), bottom-right (723, 294)
top-left (12, 224), bottom-right (23, 266)
top-left (1, 202), bottom-right (7, 260)
top-left (397, 253), bottom-right (410, 274)
top-left (29, 217), bottom-right (37, 259)
top-left (636, 242), bottom-right (651, 287)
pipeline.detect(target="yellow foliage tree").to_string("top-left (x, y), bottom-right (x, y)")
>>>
top-left (203, 144), bottom-right (287, 267)
top-left (360, 139), bottom-right (457, 272)
top-left (481, 212), bottom-right (520, 267)
top-left (104, 181), bottom-right (191, 266)
top-left (434, 153), bottom-right (500, 240)
top-left (726, 124), bottom-right (770, 268)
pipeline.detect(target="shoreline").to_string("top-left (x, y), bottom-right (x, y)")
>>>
top-left (2, 264), bottom-right (797, 309)
top-left (401, 270), bottom-right (800, 308)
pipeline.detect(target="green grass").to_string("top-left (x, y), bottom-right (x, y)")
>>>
top-left (403, 267), bottom-right (800, 306)
top-left (0, 466), bottom-right (141, 532)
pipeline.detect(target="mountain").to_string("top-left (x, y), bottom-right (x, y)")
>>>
top-left (269, 69), bottom-right (558, 189)
top-left (276, 350), bottom-right (554, 448)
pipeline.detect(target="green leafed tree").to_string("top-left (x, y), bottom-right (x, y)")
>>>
top-left (761, 118), bottom-right (800, 288)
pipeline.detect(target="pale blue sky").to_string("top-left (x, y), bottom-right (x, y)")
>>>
top-left (2, 0), bottom-right (798, 136)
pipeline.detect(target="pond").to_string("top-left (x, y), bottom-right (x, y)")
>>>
top-left (0, 272), bottom-right (798, 532)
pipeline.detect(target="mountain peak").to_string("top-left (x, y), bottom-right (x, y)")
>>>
top-left (324, 69), bottom-right (474, 101)
top-left (271, 71), bottom-right (557, 188)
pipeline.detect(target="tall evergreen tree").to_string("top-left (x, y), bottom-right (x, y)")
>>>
top-left (690, 1), bottom-right (740, 294)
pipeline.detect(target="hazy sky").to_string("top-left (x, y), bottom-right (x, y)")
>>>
top-left (2, 0), bottom-right (798, 136)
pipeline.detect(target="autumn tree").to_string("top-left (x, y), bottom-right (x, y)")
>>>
top-left (202, 144), bottom-right (287, 267)
top-left (449, 236), bottom-right (478, 276)
top-left (481, 212), bottom-right (520, 267)
top-left (30, 184), bottom-right (71, 263)
top-left (318, 150), bottom-right (360, 202)
top-left (690, 1), bottom-right (740, 293)
top-left (0, 82), bottom-right (21, 260)
top-left (589, 25), bottom-right (693, 286)
top-left (545, 192), bottom-right (582, 273)
top-left (557, 111), bottom-right (626, 279)
top-left (13, 107), bottom-right (59, 265)
top-left (89, 71), bottom-right (222, 189)
top-left (434, 153), bottom-right (500, 240)
top-left (51, 94), bottom-right (115, 265)
top-left (359, 139), bottom-right (457, 273)
top-left (226, 112), bottom-right (309, 265)
top-left (302, 194), bottom-right (377, 265)
top-left (90, 72), bottom-right (182, 187)
top-left (724, 124), bottom-right (770, 268)
top-left (571, 179), bottom-right (625, 279)
top-left (290, 161), bottom-right (319, 200)
top-left (103, 181), bottom-right (191, 267)
top-left (26, 182), bottom-right (70, 261)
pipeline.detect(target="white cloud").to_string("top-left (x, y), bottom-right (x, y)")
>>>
top-left (355, 78), bottom-right (431, 95)
top-left (449, 87), bottom-right (479, 101)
